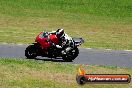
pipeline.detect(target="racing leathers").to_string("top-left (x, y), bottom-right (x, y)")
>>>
top-left (56, 33), bottom-right (75, 55)
top-left (48, 31), bottom-right (74, 54)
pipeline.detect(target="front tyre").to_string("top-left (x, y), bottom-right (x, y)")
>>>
top-left (62, 47), bottom-right (79, 62)
top-left (25, 45), bottom-right (37, 59)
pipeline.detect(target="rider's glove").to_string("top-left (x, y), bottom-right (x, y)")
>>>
top-left (56, 45), bottom-right (62, 48)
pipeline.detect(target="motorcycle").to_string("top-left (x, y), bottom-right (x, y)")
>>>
top-left (25, 31), bottom-right (84, 62)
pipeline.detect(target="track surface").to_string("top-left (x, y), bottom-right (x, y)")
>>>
top-left (0, 44), bottom-right (132, 68)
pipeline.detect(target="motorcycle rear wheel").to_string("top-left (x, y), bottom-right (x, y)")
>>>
top-left (62, 47), bottom-right (79, 62)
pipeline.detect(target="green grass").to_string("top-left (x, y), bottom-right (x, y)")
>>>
top-left (0, 1), bottom-right (132, 87)
top-left (0, 57), bottom-right (132, 88)
top-left (0, 0), bottom-right (132, 50)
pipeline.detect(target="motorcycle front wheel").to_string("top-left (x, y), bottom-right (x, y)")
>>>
top-left (25, 45), bottom-right (37, 59)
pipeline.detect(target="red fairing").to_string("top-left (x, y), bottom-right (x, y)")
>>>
top-left (49, 34), bottom-right (59, 45)
top-left (35, 32), bottom-right (59, 49)
top-left (35, 32), bottom-right (50, 49)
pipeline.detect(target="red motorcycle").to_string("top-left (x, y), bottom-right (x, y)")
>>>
top-left (25, 31), bottom-right (84, 61)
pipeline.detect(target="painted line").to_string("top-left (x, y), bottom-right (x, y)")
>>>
top-left (1, 42), bottom-right (8, 45)
top-left (86, 48), bottom-right (92, 50)
top-left (17, 44), bottom-right (24, 46)
top-left (124, 50), bottom-right (132, 52)
top-left (105, 49), bottom-right (112, 51)
top-left (0, 31), bottom-right (36, 35)
top-left (0, 42), bottom-right (132, 52)
top-left (0, 42), bottom-right (28, 46)
top-left (86, 47), bottom-right (132, 52)
top-left (0, 35), bottom-right (33, 38)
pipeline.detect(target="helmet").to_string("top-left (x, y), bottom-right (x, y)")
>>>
top-left (56, 29), bottom-right (65, 38)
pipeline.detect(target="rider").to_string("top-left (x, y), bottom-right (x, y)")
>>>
top-left (55, 29), bottom-right (73, 47)
top-left (53, 29), bottom-right (74, 54)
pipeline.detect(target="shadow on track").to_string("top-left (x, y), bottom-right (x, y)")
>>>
top-left (26, 57), bottom-right (71, 62)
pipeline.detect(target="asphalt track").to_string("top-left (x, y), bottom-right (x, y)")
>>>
top-left (0, 44), bottom-right (132, 68)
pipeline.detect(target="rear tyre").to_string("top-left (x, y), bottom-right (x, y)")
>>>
top-left (25, 45), bottom-right (37, 59)
top-left (62, 48), bottom-right (79, 62)
top-left (72, 48), bottom-right (79, 59)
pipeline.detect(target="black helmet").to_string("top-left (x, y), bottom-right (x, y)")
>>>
top-left (56, 29), bottom-right (64, 38)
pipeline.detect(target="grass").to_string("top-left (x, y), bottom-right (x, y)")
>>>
top-left (0, 1), bottom-right (132, 87)
top-left (0, 0), bottom-right (132, 50)
top-left (0, 57), bottom-right (132, 88)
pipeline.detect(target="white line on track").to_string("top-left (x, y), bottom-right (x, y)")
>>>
top-left (17, 44), bottom-right (25, 46)
top-left (0, 31), bottom-right (36, 35)
top-left (1, 42), bottom-right (8, 44)
top-left (0, 35), bottom-right (33, 38)
top-left (105, 49), bottom-right (112, 51)
top-left (85, 47), bottom-right (132, 52)
top-left (0, 42), bottom-right (28, 46)
top-left (0, 43), bottom-right (132, 52)
top-left (86, 48), bottom-right (92, 50)
top-left (124, 50), bottom-right (132, 52)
